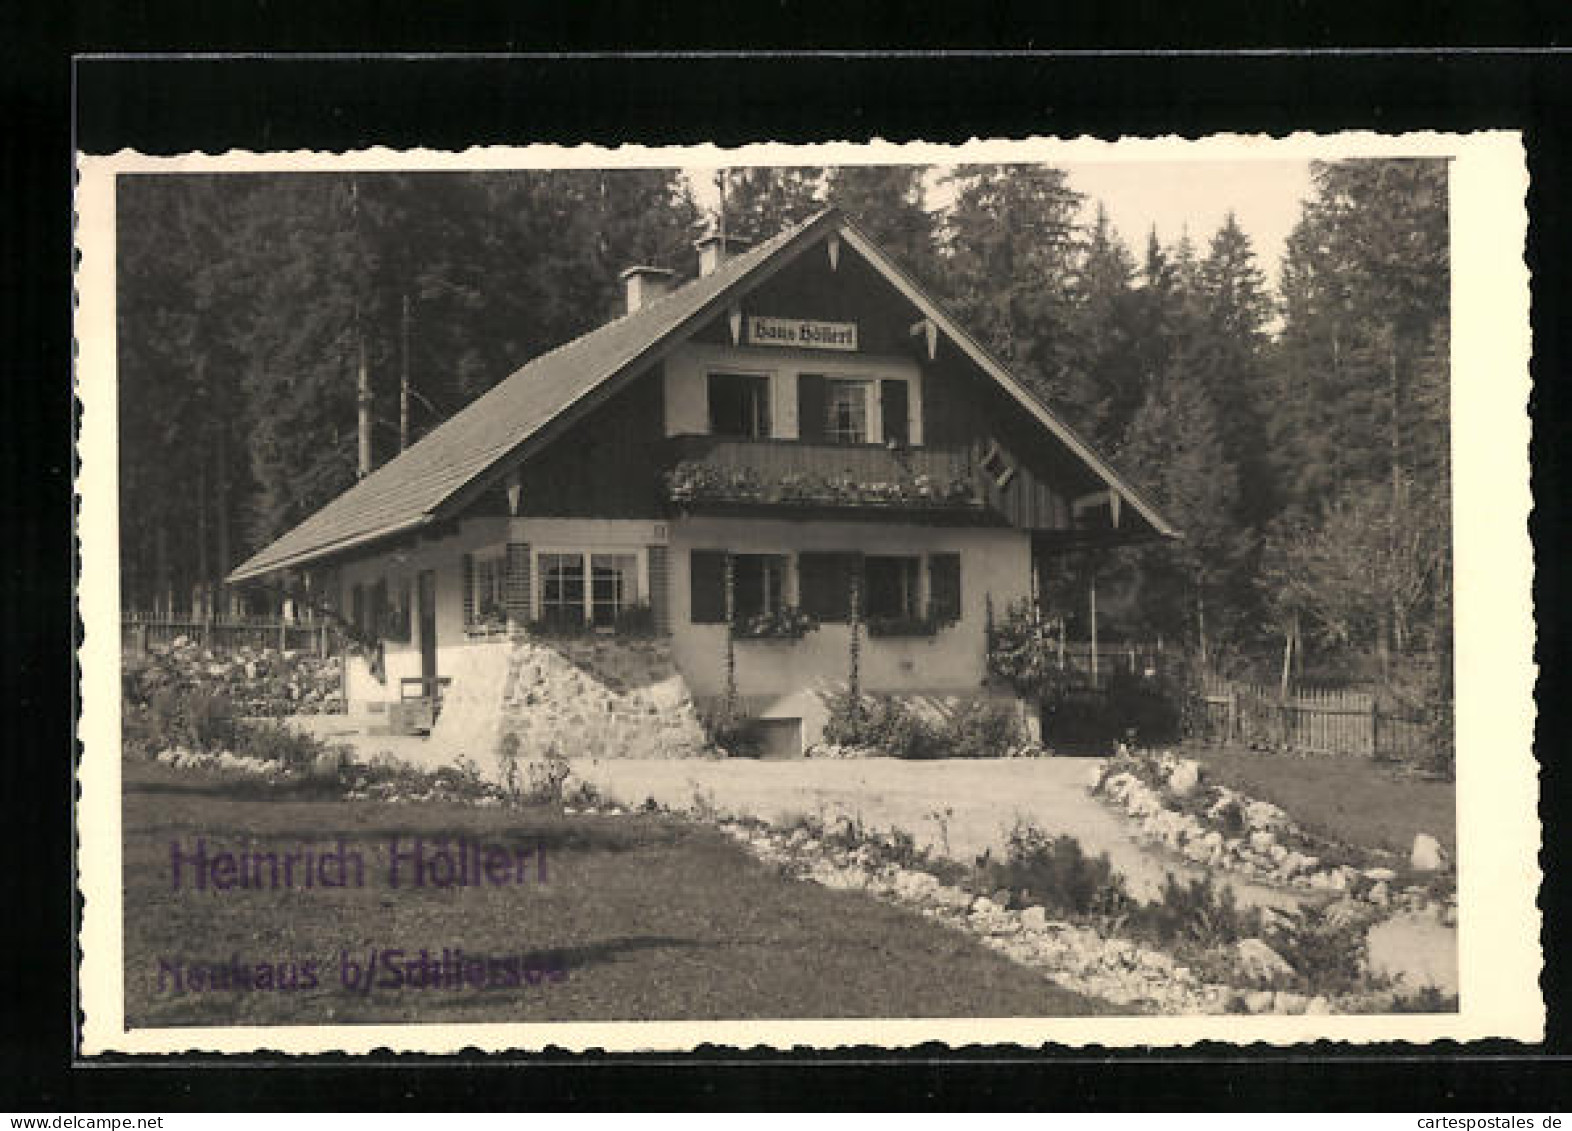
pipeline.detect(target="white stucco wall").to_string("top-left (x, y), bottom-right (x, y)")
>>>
top-left (335, 516), bottom-right (669, 711)
top-left (667, 517), bottom-right (1031, 717)
top-left (663, 341), bottom-right (923, 444)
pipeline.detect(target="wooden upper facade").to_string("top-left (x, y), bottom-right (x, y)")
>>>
top-left (230, 209), bottom-right (1174, 584)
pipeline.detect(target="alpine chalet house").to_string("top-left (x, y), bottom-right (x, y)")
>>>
top-left (229, 208), bottom-right (1176, 767)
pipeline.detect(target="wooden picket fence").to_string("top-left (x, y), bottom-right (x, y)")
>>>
top-left (121, 612), bottom-right (335, 656)
top-left (1197, 674), bottom-right (1435, 761)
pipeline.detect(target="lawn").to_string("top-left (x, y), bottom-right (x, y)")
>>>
top-left (123, 758), bottom-right (1118, 1026)
top-left (1185, 744), bottom-right (1456, 858)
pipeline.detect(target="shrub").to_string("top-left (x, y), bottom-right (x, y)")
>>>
top-left (526, 746), bottom-right (573, 804)
top-left (822, 692), bottom-right (942, 759)
top-left (184, 691), bottom-right (238, 752)
top-left (943, 698), bottom-right (1023, 759)
top-left (612, 602), bottom-right (656, 638)
top-left (497, 733), bottom-right (525, 801)
top-left (235, 719), bottom-right (330, 772)
top-left (697, 701), bottom-right (763, 756)
top-left (1103, 668), bottom-right (1185, 746)
top-left (1128, 873), bottom-right (1263, 948)
top-left (140, 686), bottom-right (238, 754)
top-left (982, 821), bottom-right (1133, 919)
top-left (1387, 986), bottom-right (1459, 1013)
top-left (1268, 906), bottom-right (1370, 996)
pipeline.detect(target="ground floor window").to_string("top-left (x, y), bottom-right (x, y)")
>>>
top-left (691, 547), bottom-right (964, 629)
top-left (591, 553), bottom-right (640, 628)
top-left (863, 555), bottom-right (921, 621)
top-left (537, 548), bottom-right (643, 630)
top-left (539, 552), bottom-right (585, 630)
top-left (470, 551), bottom-right (507, 626)
top-left (732, 553), bottom-right (787, 620)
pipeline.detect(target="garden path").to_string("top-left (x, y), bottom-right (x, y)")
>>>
top-left (572, 756), bottom-right (1308, 910)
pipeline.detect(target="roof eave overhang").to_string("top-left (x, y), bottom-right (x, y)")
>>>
top-left (835, 222), bottom-right (1181, 543)
top-left (225, 513), bottom-right (435, 584)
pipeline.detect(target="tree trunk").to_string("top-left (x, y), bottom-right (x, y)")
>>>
top-left (214, 422), bottom-right (230, 583)
top-left (1279, 621), bottom-right (1294, 700)
top-left (1195, 583), bottom-right (1208, 669)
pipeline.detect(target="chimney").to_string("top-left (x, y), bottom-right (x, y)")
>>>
top-left (619, 265), bottom-right (676, 314)
top-left (694, 232), bottom-right (751, 277)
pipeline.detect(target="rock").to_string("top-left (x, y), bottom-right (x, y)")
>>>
top-left (933, 886), bottom-right (973, 911)
top-left (1364, 866), bottom-right (1399, 883)
top-left (1244, 800), bottom-right (1290, 832)
top-left (970, 896), bottom-right (1001, 917)
top-left (1244, 989), bottom-right (1277, 1014)
top-left (1274, 991), bottom-right (1308, 1015)
top-left (1411, 833), bottom-right (1446, 872)
top-left (1304, 996), bottom-right (1332, 1015)
top-left (1369, 881), bottom-right (1392, 906)
top-left (893, 870), bottom-right (939, 901)
top-left (1087, 763), bottom-right (1108, 791)
top-left (1166, 759), bottom-right (1202, 797)
top-left (1234, 938), bottom-right (1296, 981)
top-left (1249, 830), bottom-right (1278, 854)
top-left (1278, 851), bottom-right (1314, 878)
top-left (1019, 906), bottom-right (1049, 932)
top-left (1323, 898), bottom-right (1364, 929)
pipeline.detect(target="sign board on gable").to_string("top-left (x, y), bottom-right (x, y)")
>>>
top-left (746, 315), bottom-right (858, 352)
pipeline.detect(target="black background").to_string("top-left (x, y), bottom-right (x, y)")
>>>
top-left (5, 3), bottom-right (1571, 1110)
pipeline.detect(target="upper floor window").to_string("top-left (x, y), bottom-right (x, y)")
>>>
top-left (825, 378), bottom-right (870, 444)
top-left (708, 371), bottom-right (771, 438)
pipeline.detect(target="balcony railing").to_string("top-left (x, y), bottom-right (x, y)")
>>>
top-left (664, 436), bottom-right (984, 512)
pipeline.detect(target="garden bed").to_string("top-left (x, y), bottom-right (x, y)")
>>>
top-left (122, 755), bottom-right (1119, 1025)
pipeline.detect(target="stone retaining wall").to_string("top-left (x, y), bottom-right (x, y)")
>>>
top-left (500, 637), bottom-right (710, 761)
top-left (429, 636), bottom-right (711, 779)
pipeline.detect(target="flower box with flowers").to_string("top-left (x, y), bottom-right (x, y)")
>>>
top-left (866, 611), bottom-right (956, 638)
top-left (465, 603), bottom-right (510, 639)
top-left (730, 606), bottom-right (819, 641)
top-left (666, 459), bottom-right (979, 510)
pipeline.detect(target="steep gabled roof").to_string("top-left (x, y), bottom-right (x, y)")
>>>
top-left (229, 212), bottom-right (840, 581)
top-left (231, 207), bottom-right (1175, 582)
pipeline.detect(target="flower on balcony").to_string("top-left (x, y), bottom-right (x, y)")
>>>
top-left (666, 459), bottom-right (977, 509)
top-left (665, 461), bottom-right (766, 503)
top-left (731, 605), bottom-right (819, 640)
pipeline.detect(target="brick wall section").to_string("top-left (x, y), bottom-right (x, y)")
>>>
top-left (461, 553), bottom-right (474, 626)
top-left (506, 542), bottom-right (532, 624)
top-left (648, 544), bottom-right (670, 635)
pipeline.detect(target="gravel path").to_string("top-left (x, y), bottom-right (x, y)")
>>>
top-left (290, 722), bottom-right (1457, 995)
top-left (572, 756), bottom-right (1309, 910)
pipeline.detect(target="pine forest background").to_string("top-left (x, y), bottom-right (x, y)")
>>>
top-left (115, 161), bottom-right (1451, 703)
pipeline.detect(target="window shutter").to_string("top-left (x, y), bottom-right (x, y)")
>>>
top-left (928, 552), bottom-right (962, 624)
top-left (506, 543), bottom-right (532, 626)
top-left (461, 553), bottom-right (474, 627)
top-left (881, 380), bottom-right (909, 447)
top-left (371, 579), bottom-right (388, 636)
top-left (689, 550), bottom-right (728, 624)
top-left (648, 545), bottom-right (671, 634)
top-left (797, 373), bottom-right (826, 442)
top-left (799, 551), bottom-right (860, 622)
